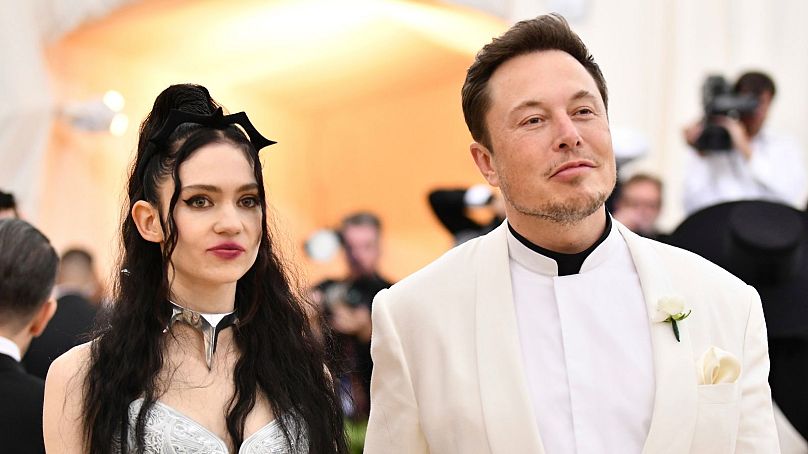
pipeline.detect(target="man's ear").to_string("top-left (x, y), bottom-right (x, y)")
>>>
top-left (29, 298), bottom-right (57, 338)
top-left (132, 200), bottom-right (164, 243)
top-left (470, 141), bottom-right (500, 187)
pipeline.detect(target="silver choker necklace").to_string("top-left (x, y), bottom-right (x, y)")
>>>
top-left (165, 301), bottom-right (238, 370)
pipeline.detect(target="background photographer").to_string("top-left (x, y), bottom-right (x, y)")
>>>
top-left (683, 71), bottom-right (807, 214)
top-left (306, 212), bottom-right (393, 452)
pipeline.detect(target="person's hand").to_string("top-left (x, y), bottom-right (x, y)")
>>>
top-left (330, 302), bottom-right (372, 342)
top-left (683, 120), bottom-right (704, 149)
top-left (715, 116), bottom-right (752, 160)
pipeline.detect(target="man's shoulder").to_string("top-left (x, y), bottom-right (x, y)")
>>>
top-left (394, 233), bottom-right (491, 289)
top-left (633, 235), bottom-right (759, 327)
top-left (0, 355), bottom-right (44, 399)
top-left (755, 129), bottom-right (805, 156)
top-left (0, 359), bottom-right (46, 452)
top-left (640, 235), bottom-right (747, 289)
top-left (375, 231), bottom-right (499, 313)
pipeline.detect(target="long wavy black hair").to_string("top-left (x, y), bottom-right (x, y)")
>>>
top-left (82, 84), bottom-right (347, 453)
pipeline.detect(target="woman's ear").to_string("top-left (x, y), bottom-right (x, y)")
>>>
top-left (132, 200), bottom-right (164, 243)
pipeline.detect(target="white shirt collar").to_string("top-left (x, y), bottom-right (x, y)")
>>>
top-left (0, 336), bottom-right (21, 362)
top-left (506, 217), bottom-right (620, 276)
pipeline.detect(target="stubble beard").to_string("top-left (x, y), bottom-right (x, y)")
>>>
top-left (509, 190), bottom-right (608, 226)
top-left (499, 174), bottom-right (615, 227)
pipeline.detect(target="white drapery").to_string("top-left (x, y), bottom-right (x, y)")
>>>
top-left (0, 0), bottom-right (131, 220)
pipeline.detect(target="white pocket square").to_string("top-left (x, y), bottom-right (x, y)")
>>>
top-left (697, 346), bottom-right (741, 385)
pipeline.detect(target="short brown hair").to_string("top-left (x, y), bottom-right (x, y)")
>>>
top-left (461, 14), bottom-right (608, 149)
top-left (734, 71), bottom-right (776, 98)
top-left (623, 173), bottom-right (663, 192)
top-left (340, 211), bottom-right (381, 233)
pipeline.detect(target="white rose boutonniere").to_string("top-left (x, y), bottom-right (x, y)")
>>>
top-left (654, 296), bottom-right (691, 342)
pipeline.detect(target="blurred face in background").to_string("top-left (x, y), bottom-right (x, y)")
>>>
top-left (342, 223), bottom-right (380, 277)
top-left (740, 90), bottom-right (772, 138)
top-left (614, 179), bottom-right (661, 235)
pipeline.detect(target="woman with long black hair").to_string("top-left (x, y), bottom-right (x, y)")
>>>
top-left (43, 84), bottom-right (347, 453)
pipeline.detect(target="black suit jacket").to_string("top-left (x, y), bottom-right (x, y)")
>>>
top-left (0, 353), bottom-right (46, 454)
top-left (23, 293), bottom-right (97, 379)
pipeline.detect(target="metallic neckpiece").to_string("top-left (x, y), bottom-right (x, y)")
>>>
top-left (165, 301), bottom-right (238, 370)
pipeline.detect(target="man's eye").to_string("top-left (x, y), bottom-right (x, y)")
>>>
top-left (576, 108), bottom-right (594, 115)
top-left (524, 117), bottom-right (542, 125)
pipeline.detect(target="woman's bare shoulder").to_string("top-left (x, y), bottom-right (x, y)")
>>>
top-left (47, 341), bottom-right (93, 383)
top-left (44, 342), bottom-right (93, 453)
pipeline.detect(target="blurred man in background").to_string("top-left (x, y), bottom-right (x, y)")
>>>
top-left (311, 211), bottom-right (392, 453)
top-left (23, 248), bottom-right (98, 379)
top-left (0, 218), bottom-right (58, 454)
top-left (339, 212), bottom-right (391, 288)
top-left (612, 173), bottom-right (664, 240)
top-left (683, 71), bottom-right (807, 214)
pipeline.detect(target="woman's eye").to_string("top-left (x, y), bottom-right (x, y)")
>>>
top-left (183, 197), bottom-right (211, 208)
top-left (240, 196), bottom-right (260, 208)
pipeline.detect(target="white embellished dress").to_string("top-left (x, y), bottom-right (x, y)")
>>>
top-left (119, 398), bottom-right (309, 453)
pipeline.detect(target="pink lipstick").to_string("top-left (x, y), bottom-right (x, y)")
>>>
top-left (208, 242), bottom-right (245, 259)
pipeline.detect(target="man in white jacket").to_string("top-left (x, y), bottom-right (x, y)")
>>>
top-left (365, 14), bottom-right (779, 454)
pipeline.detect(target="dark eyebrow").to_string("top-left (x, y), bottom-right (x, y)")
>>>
top-left (509, 90), bottom-right (600, 120)
top-left (571, 90), bottom-right (598, 102)
top-left (180, 183), bottom-right (259, 193)
top-left (512, 90), bottom-right (598, 111)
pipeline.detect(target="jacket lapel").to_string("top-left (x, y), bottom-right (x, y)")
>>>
top-left (617, 224), bottom-right (698, 453)
top-left (475, 225), bottom-right (546, 454)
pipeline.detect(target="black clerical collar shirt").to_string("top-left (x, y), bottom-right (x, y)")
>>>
top-left (507, 214), bottom-right (612, 276)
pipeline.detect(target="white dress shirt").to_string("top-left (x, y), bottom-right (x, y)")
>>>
top-left (508, 222), bottom-right (655, 454)
top-left (684, 129), bottom-right (808, 215)
top-left (0, 335), bottom-right (22, 361)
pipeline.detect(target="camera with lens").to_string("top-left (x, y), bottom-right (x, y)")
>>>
top-left (696, 75), bottom-right (759, 151)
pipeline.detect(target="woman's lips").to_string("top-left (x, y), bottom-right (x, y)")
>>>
top-left (208, 243), bottom-right (245, 259)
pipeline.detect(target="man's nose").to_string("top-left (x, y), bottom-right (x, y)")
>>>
top-left (553, 116), bottom-right (582, 151)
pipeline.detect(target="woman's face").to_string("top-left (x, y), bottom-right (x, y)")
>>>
top-left (160, 141), bottom-right (263, 290)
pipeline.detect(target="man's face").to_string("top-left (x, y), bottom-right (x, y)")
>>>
top-left (615, 180), bottom-right (661, 234)
top-left (741, 90), bottom-right (772, 138)
top-left (0, 208), bottom-right (17, 219)
top-left (342, 224), bottom-right (380, 277)
top-left (471, 50), bottom-right (616, 225)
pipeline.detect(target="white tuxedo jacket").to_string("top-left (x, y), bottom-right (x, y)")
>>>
top-left (365, 223), bottom-right (779, 453)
